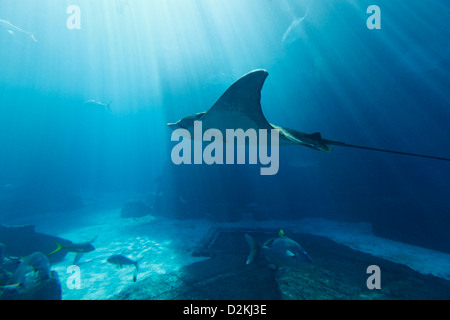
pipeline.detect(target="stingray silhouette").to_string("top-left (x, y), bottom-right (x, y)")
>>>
top-left (168, 69), bottom-right (450, 162)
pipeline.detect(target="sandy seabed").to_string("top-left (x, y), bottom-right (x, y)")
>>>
top-left (34, 208), bottom-right (450, 300)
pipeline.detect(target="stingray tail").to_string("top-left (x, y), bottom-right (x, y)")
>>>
top-left (325, 139), bottom-right (450, 162)
top-left (245, 234), bottom-right (259, 265)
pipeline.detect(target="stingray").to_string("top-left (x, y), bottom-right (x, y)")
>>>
top-left (168, 69), bottom-right (450, 162)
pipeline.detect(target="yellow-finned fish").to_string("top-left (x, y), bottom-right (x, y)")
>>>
top-left (49, 236), bottom-right (97, 265)
top-left (107, 254), bottom-right (142, 282)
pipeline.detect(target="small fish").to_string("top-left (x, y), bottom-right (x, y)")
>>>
top-left (245, 231), bottom-right (313, 270)
top-left (0, 19), bottom-right (37, 42)
top-left (84, 100), bottom-right (111, 109)
top-left (49, 236), bottom-right (97, 265)
top-left (107, 254), bottom-right (141, 282)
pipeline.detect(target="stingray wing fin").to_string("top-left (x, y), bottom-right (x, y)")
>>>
top-left (201, 69), bottom-right (273, 131)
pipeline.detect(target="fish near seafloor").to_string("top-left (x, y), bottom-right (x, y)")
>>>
top-left (107, 254), bottom-right (141, 282)
top-left (48, 236), bottom-right (97, 265)
top-left (245, 231), bottom-right (313, 270)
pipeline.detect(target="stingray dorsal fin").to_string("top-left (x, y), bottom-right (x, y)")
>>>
top-left (202, 69), bottom-right (273, 131)
top-left (209, 69), bottom-right (268, 114)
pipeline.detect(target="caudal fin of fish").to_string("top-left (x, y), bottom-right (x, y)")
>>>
top-left (245, 234), bottom-right (259, 265)
top-left (134, 257), bottom-right (144, 272)
top-left (48, 242), bottom-right (63, 255)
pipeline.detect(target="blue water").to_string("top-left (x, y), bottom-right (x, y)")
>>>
top-left (0, 0), bottom-right (449, 300)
